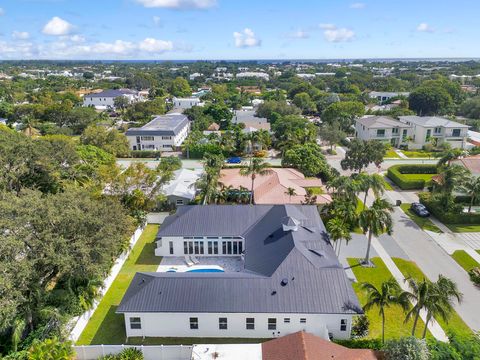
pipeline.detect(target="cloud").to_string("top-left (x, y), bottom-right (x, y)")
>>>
top-left (136, 0), bottom-right (216, 9)
top-left (417, 23), bottom-right (434, 33)
top-left (12, 31), bottom-right (30, 40)
top-left (350, 2), bottom-right (366, 9)
top-left (287, 29), bottom-right (309, 39)
top-left (139, 38), bottom-right (174, 52)
top-left (320, 24), bottom-right (355, 42)
top-left (68, 34), bottom-right (86, 42)
top-left (233, 28), bottom-right (261, 48)
top-left (42, 17), bottom-right (74, 36)
top-left (0, 8), bottom-right (4, 16)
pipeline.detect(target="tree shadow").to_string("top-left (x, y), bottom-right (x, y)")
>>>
top-left (90, 306), bottom-right (126, 345)
top-left (135, 242), bottom-right (161, 266)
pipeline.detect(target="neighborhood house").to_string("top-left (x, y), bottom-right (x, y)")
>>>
top-left (83, 89), bottom-right (143, 109)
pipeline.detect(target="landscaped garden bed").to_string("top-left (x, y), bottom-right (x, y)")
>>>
top-left (387, 164), bottom-right (438, 190)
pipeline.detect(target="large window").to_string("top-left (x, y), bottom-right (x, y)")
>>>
top-left (183, 241), bottom-right (205, 255)
top-left (169, 241), bottom-right (174, 255)
top-left (452, 129), bottom-right (461, 137)
top-left (340, 319), bottom-right (347, 331)
top-left (246, 318), bottom-right (255, 330)
top-left (268, 318), bottom-right (277, 330)
top-left (376, 129), bottom-right (385, 137)
top-left (141, 136), bottom-right (154, 141)
top-left (208, 241), bottom-right (219, 255)
top-left (222, 240), bottom-right (243, 255)
top-left (219, 317), bottom-right (228, 330)
top-left (130, 317), bottom-right (141, 329)
top-left (190, 317), bottom-right (198, 330)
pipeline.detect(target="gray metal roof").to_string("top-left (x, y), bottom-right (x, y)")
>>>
top-left (117, 205), bottom-right (362, 315)
top-left (88, 89), bottom-right (137, 98)
top-left (399, 116), bottom-right (469, 128)
top-left (126, 114), bottom-right (189, 136)
top-left (356, 116), bottom-right (410, 129)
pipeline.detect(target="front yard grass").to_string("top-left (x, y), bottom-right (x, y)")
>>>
top-left (399, 203), bottom-right (443, 233)
top-left (126, 337), bottom-right (269, 345)
top-left (402, 151), bottom-right (437, 158)
top-left (385, 149), bottom-right (400, 158)
top-left (447, 224), bottom-right (480, 233)
top-left (305, 186), bottom-right (324, 195)
top-left (382, 177), bottom-right (394, 191)
top-left (347, 257), bottom-right (429, 339)
top-left (451, 250), bottom-right (480, 272)
top-left (392, 257), bottom-right (472, 336)
top-left (77, 224), bottom-right (161, 345)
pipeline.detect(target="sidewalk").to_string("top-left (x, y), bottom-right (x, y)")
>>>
top-left (371, 237), bottom-right (448, 342)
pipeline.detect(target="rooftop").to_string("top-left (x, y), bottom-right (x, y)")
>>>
top-left (117, 205), bottom-right (361, 315)
top-left (452, 154), bottom-right (480, 176)
top-left (87, 88), bottom-right (137, 98)
top-left (399, 115), bottom-right (469, 128)
top-left (356, 115), bottom-right (410, 129)
top-left (125, 113), bottom-right (189, 136)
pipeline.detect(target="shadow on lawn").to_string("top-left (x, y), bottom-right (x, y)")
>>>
top-left (90, 306), bottom-right (126, 345)
top-left (135, 242), bottom-right (160, 266)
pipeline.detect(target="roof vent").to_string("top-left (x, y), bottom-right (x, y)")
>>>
top-left (282, 216), bottom-right (300, 232)
top-left (271, 291), bottom-right (277, 296)
top-left (281, 278), bottom-right (288, 287)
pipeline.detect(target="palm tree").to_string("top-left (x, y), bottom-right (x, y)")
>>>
top-left (359, 198), bottom-right (393, 265)
top-left (197, 153), bottom-right (224, 205)
top-left (361, 278), bottom-right (408, 343)
top-left (422, 275), bottom-right (462, 339)
top-left (436, 148), bottom-right (465, 167)
top-left (434, 165), bottom-right (470, 207)
top-left (326, 216), bottom-right (352, 256)
top-left (327, 176), bottom-right (359, 203)
top-left (356, 173), bottom-right (386, 209)
top-left (240, 158), bottom-right (272, 204)
top-left (285, 187), bottom-right (297, 202)
top-left (460, 175), bottom-right (480, 213)
top-left (402, 277), bottom-right (431, 336)
top-left (327, 198), bottom-right (359, 231)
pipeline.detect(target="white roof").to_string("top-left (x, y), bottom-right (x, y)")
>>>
top-left (399, 116), bottom-right (469, 128)
top-left (163, 168), bottom-right (202, 200)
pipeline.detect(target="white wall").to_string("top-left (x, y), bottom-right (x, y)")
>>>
top-left (74, 345), bottom-right (192, 360)
top-left (127, 123), bottom-right (190, 152)
top-left (155, 236), bottom-right (244, 257)
top-left (173, 98), bottom-right (200, 109)
top-left (123, 312), bottom-right (352, 340)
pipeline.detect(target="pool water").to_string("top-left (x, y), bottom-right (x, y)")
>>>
top-left (187, 268), bottom-right (224, 273)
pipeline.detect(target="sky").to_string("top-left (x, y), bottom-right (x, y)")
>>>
top-left (0, 0), bottom-right (479, 60)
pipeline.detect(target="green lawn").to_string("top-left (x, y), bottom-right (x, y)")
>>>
top-left (399, 203), bottom-right (443, 233)
top-left (402, 151), bottom-right (437, 158)
top-left (447, 224), bottom-right (480, 233)
top-left (382, 177), bottom-right (394, 191)
top-left (385, 149), bottom-right (401, 158)
top-left (347, 257), bottom-right (429, 339)
top-left (305, 186), bottom-right (324, 195)
top-left (126, 337), bottom-right (269, 345)
top-left (451, 250), bottom-right (480, 272)
top-left (400, 173), bottom-right (436, 182)
top-left (77, 224), bottom-right (162, 345)
top-left (392, 257), bottom-right (472, 336)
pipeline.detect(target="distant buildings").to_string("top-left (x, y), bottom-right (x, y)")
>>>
top-left (125, 113), bottom-right (190, 152)
top-left (83, 89), bottom-right (144, 110)
top-left (172, 97), bottom-right (202, 110)
top-left (368, 91), bottom-right (409, 104)
top-left (355, 115), bottom-right (469, 149)
top-left (162, 168), bottom-right (203, 205)
top-left (236, 72), bottom-right (270, 81)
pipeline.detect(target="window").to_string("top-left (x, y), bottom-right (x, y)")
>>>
top-left (300, 318), bottom-right (307, 324)
top-left (162, 145), bottom-right (171, 148)
top-left (402, 129), bottom-right (408, 139)
top-left (219, 317), bottom-right (228, 330)
top-left (376, 129), bottom-right (385, 137)
top-left (340, 319), bottom-right (347, 331)
top-left (184, 241), bottom-right (188, 254)
top-left (392, 128), bottom-right (399, 134)
top-left (190, 317), bottom-right (198, 330)
top-left (452, 129), bottom-right (461, 137)
top-left (426, 129), bottom-right (432, 141)
top-left (221, 240), bottom-right (243, 255)
top-left (130, 317), bottom-right (141, 329)
top-left (144, 145), bottom-right (155, 150)
top-left (162, 136), bottom-right (172, 140)
top-left (284, 318), bottom-right (290, 323)
top-left (169, 241), bottom-right (174, 255)
top-left (141, 136), bottom-right (154, 141)
top-left (434, 127), bottom-right (442, 134)
top-left (176, 199), bottom-right (184, 205)
top-left (246, 318), bottom-right (255, 330)
top-left (268, 318), bottom-right (277, 330)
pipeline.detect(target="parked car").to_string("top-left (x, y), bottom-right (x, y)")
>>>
top-left (410, 202), bottom-right (430, 217)
top-left (226, 157), bottom-right (242, 164)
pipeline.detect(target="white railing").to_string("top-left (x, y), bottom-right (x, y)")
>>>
top-left (69, 226), bottom-right (145, 341)
top-left (74, 345), bottom-right (192, 360)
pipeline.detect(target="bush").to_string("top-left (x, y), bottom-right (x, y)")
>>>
top-left (253, 150), bottom-right (268, 158)
top-left (351, 315), bottom-right (370, 338)
top-left (419, 192), bottom-right (480, 224)
top-left (384, 337), bottom-right (429, 360)
top-left (469, 267), bottom-right (480, 286)
top-left (387, 164), bottom-right (438, 190)
top-left (185, 142), bottom-right (225, 159)
top-left (334, 338), bottom-right (383, 350)
top-left (130, 150), bottom-right (161, 158)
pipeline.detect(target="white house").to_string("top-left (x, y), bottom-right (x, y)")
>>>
top-left (236, 72), bottom-right (270, 81)
top-left (369, 91), bottom-right (409, 104)
top-left (398, 116), bottom-right (469, 149)
top-left (117, 205), bottom-right (362, 341)
top-left (162, 168), bottom-right (202, 205)
top-left (172, 97), bottom-right (201, 110)
top-left (125, 113), bottom-right (190, 152)
top-left (83, 89), bottom-right (143, 110)
top-left (355, 115), bottom-right (470, 149)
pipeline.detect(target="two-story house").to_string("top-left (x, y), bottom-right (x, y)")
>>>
top-left (83, 89), bottom-right (143, 110)
top-left (355, 116), bottom-right (411, 147)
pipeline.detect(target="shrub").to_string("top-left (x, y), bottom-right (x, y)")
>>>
top-left (419, 192), bottom-right (480, 224)
top-left (387, 164), bottom-right (437, 190)
top-left (334, 338), bottom-right (383, 350)
top-left (130, 150), bottom-right (161, 158)
top-left (383, 337), bottom-right (429, 360)
top-left (351, 315), bottom-right (370, 338)
top-left (469, 267), bottom-right (480, 286)
top-left (253, 150), bottom-right (268, 158)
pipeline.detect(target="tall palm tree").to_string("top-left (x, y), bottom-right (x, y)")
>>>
top-left (434, 165), bottom-right (470, 207)
top-left (460, 175), bottom-right (480, 213)
top-left (197, 153), bottom-right (224, 205)
top-left (359, 198), bottom-right (393, 265)
top-left (327, 198), bottom-right (359, 231)
top-left (422, 275), bottom-right (462, 339)
top-left (285, 187), bottom-right (297, 202)
top-left (326, 216), bottom-right (352, 256)
top-left (402, 277), bottom-right (431, 336)
top-left (356, 173), bottom-right (386, 209)
top-left (327, 176), bottom-right (359, 203)
top-left (436, 148), bottom-right (465, 167)
top-left (361, 278), bottom-right (408, 343)
top-left (240, 158), bottom-right (272, 204)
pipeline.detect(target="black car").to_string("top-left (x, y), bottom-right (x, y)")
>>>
top-left (410, 202), bottom-right (430, 217)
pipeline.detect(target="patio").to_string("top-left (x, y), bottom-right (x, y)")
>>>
top-left (157, 256), bottom-right (244, 273)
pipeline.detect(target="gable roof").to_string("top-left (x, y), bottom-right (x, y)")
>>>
top-left (117, 205), bottom-right (362, 316)
top-left (399, 116), bottom-right (469, 128)
top-left (262, 331), bottom-right (379, 360)
top-left (162, 168), bottom-right (202, 200)
top-left (356, 116), bottom-right (410, 129)
top-left (88, 89), bottom-right (137, 98)
top-left (452, 155), bottom-right (480, 176)
top-left (125, 113), bottom-right (189, 136)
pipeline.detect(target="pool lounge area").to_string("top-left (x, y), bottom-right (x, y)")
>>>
top-left (157, 256), bottom-right (243, 273)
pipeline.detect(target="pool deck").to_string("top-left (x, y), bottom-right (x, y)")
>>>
top-left (157, 256), bottom-right (244, 273)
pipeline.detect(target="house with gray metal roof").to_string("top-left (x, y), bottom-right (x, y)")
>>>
top-left (117, 205), bottom-right (362, 340)
top-left (125, 113), bottom-right (190, 152)
top-left (355, 115), bottom-right (412, 148)
top-left (83, 88), bottom-right (144, 109)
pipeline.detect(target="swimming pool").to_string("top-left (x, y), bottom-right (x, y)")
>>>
top-left (187, 268), bottom-right (224, 273)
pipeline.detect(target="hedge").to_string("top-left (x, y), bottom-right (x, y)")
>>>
top-left (334, 338), bottom-right (383, 350)
top-left (419, 192), bottom-right (480, 225)
top-left (130, 150), bottom-right (161, 158)
top-left (387, 164), bottom-right (438, 190)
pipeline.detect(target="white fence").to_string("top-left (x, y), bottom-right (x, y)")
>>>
top-left (74, 345), bottom-right (192, 360)
top-left (69, 226), bottom-right (145, 341)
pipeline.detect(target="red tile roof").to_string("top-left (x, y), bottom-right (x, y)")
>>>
top-left (452, 155), bottom-right (480, 176)
top-left (262, 332), bottom-right (379, 360)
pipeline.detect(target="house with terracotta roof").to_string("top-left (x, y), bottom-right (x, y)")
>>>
top-left (262, 331), bottom-right (379, 360)
top-left (452, 154), bottom-right (480, 177)
top-left (219, 168), bottom-right (332, 204)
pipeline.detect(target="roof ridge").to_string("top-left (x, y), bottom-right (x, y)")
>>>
top-left (300, 331), bottom-right (309, 360)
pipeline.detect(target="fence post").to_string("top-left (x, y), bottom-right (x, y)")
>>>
top-left (101, 344), bottom-right (105, 357)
